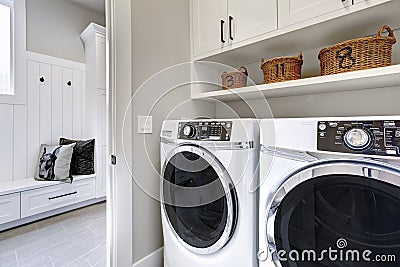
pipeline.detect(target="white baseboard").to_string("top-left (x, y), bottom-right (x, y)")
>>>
top-left (133, 247), bottom-right (163, 267)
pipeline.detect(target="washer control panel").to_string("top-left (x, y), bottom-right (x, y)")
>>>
top-left (317, 120), bottom-right (400, 157)
top-left (178, 121), bottom-right (232, 141)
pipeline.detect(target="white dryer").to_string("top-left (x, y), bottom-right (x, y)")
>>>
top-left (160, 119), bottom-right (259, 267)
top-left (259, 116), bottom-right (400, 267)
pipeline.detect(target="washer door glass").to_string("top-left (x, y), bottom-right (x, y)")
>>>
top-left (274, 175), bottom-right (400, 267)
top-left (163, 150), bottom-right (237, 252)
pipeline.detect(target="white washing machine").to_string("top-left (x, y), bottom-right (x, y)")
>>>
top-left (160, 119), bottom-right (259, 267)
top-left (258, 116), bottom-right (400, 267)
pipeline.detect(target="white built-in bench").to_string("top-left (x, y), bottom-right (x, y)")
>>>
top-left (0, 175), bottom-right (104, 231)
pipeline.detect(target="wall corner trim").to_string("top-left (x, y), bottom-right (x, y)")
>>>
top-left (132, 247), bottom-right (164, 267)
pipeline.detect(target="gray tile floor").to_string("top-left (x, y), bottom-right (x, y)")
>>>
top-left (0, 202), bottom-right (106, 267)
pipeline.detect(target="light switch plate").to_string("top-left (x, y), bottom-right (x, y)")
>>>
top-left (138, 115), bottom-right (152, 134)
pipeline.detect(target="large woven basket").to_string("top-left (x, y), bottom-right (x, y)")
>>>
top-left (261, 53), bottom-right (303, 84)
top-left (221, 66), bottom-right (248, 90)
top-left (318, 25), bottom-right (396, 76)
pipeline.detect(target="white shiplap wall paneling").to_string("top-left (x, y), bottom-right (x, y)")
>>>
top-left (27, 60), bottom-right (40, 177)
top-left (62, 68), bottom-right (74, 139)
top-left (72, 70), bottom-right (83, 139)
top-left (13, 105), bottom-right (28, 180)
top-left (39, 63), bottom-right (52, 146)
top-left (0, 105), bottom-right (14, 183)
top-left (23, 57), bottom-right (86, 179)
top-left (6, 54), bottom-right (86, 181)
top-left (51, 66), bottom-right (63, 145)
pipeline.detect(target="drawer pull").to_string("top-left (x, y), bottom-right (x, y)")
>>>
top-left (49, 191), bottom-right (78, 200)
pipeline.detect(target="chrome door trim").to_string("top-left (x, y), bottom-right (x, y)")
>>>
top-left (263, 159), bottom-right (400, 267)
top-left (161, 137), bottom-right (254, 150)
top-left (161, 144), bottom-right (238, 255)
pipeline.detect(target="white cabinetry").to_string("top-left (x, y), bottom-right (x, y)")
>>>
top-left (81, 23), bottom-right (107, 199)
top-left (191, 0), bottom-right (394, 64)
top-left (0, 193), bottom-right (20, 224)
top-left (228, 0), bottom-right (277, 43)
top-left (278, 0), bottom-right (351, 28)
top-left (20, 178), bottom-right (95, 218)
top-left (191, 0), bottom-right (277, 57)
top-left (192, 0), bottom-right (227, 57)
top-left (278, 0), bottom-right (390, 28)
top-left (96, 38), bottom-right (106, 90)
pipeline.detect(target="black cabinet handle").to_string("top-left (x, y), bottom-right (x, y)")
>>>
top-left (221, 20), bottom-right (225, 43)
top-left (229, 16), bottom-right (234, 41)
top-left (49, 191), bottom-right (78, 200)
top-left (39, 76), bottom-right (45, 83)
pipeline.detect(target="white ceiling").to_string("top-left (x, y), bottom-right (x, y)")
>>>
top-left (70, 0), bottom-right (105, 14)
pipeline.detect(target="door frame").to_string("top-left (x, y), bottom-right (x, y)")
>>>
top-left (106, 0), bottom-right (133, 266)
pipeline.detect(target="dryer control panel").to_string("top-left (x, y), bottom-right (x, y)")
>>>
top-left (317, 120), bottom-right (400, 157)
top-left (178, 121), bottom-right (232, 141)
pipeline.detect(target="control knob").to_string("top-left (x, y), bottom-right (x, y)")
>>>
top-left (183, 124), bottom-right (196, 138)
top-left (343, 128), bottom-right (372, 150)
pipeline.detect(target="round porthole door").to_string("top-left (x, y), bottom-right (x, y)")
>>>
top-left (162, 145), bottom-right (238, 254)
top-left (266, 160), bottom-right (400, 267)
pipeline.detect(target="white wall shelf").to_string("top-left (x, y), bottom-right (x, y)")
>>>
top-left (192, 65), bottom-right (400, 102)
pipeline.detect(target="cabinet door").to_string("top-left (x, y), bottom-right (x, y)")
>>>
top-left (279, 0), bottom-right (352, 28)
top-left (0, 193), bottom-right (20, 224)
top-left (96, 90), bottom-right (107, 198)
top-left (96, 36), bottom-right (106, 90)
top-left (192, 0), bottom-right (228, 57)
top-left (228, 0), bottom-right (277, 43)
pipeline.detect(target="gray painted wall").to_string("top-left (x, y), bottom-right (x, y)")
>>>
top-left (26, 0), bottom-right (105, 63)
top-left (131, 0), bottom-right (215, 263)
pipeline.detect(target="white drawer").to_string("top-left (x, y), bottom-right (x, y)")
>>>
top-left (0, 193), bottom-right (20, 224)
top-left (21, 178), bottom-right (95, 218)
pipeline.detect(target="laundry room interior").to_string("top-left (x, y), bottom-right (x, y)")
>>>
top-left (1, 0), bottom-right (400, 266)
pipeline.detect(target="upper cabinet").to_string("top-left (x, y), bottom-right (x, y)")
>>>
top-left (228, 0), bottom-right (277, 43)
top-left (191, 0), bottom-right (396, 65)
top-left (192, 0), bottom-right (228, 57)
top-left (191, 0), bottom-right (277, 58)
top-left (278, 0), bottom-right (352, 28)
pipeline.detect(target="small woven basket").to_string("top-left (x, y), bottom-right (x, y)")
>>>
top-left (261, 53), bottom-right (303, 84)
top-left (221, 66), bottom-right (248, 90)
top-left (318, 25), bottom-right (396, 76)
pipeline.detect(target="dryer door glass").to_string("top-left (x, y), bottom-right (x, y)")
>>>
top-left (163, 151), bottom-right (237, 251)
top-left (274, 175), bottom-right (400, 267)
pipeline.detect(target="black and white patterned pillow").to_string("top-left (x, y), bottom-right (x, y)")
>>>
top-left (59, 138), bottom-right (95, 175)
top-left (35, 143), bottom-right (75, 182)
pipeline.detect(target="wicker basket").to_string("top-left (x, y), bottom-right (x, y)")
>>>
top-left (261, 53), bottom-right (303, 84)
top-left (221, 66), bottom-right (248, 90)
top-left (318, 25), bottom-right (396, 76)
